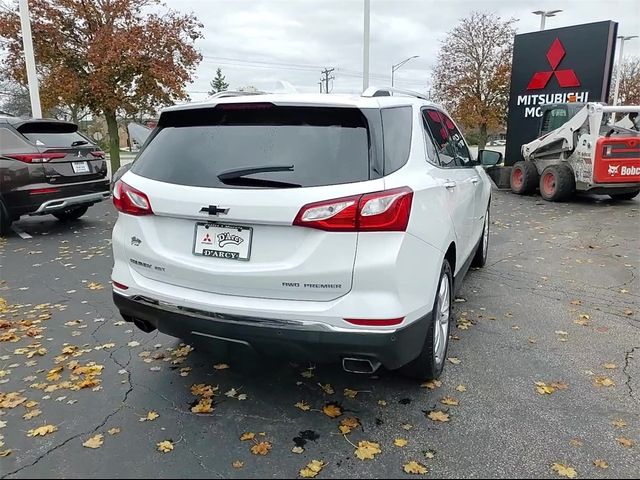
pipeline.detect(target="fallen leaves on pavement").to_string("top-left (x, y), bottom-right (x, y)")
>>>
top-left (27, 425), bottom-right (57, 437)
top-left (140, 411), bottom-right (159, 422)
top-left (593, 459), bottom-right (609, 469)
top-left (403, 461), bottom-right (428, 474)
top-left (339, 417), bottom-right (360, 435)
top-left (394, 438), bottom-right (408, 447)
top-left (616, 437), bottom-right (635, 448)
top-left (354, 440), bottom-right (381, 460)
top-left (322, 402), bottom-right (343, 418)
top-left (295, 401), bottom-right (311, 411)
top-left (250, 441), bottom-right (272, 456)
top-left (299, 460), bottom-right (325, 478)
top-left (157, 440), bottom-right (174, 453)
top-left (427, 410), bottom-right (450, 423)
top-left (594, 376), bottom-right (615, 387)
top-left (441, 396), bottom-right (459, 406)
top-left (83, 434), bottom-right (104, 449)
top-left (551, 463), bottom-right (577, 479)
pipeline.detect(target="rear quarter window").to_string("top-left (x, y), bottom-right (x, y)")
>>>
top-left (131, 106), bottom-right (372, 189)
top-left (381, 106), bottom-right (412, 175)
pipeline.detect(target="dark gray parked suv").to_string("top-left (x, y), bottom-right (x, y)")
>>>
top-left (0, 115), bottom-right (110, 235)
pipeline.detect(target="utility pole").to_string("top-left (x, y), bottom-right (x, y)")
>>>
top-left (320, 68), bottom-right (335, 94)
top-left (19, 0), bottom-right (42, 118)
top-left (363, 0), bottom-right (370, 91)
top-left (318, 81), bottom-right (323, 93)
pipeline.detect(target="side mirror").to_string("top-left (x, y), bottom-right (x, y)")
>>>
top-left (478, 149), bottom-right (503, 167)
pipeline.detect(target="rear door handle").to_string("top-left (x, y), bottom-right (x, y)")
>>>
top-left (471, 178), bottom-right (480, 185)
top-left (444, 181), bottom-right (457, 190)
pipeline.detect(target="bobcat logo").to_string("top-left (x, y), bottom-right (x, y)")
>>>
top-left (608, 165), bottom-right (620, 175)
top-left (217, 232), bottom-right (244, 248)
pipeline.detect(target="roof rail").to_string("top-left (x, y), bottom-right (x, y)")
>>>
top-left (362, 86), bottom-right (430, 101)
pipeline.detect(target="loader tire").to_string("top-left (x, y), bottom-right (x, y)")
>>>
top-left (510, 161), bottom-right (539, 195)
top-left (540, 164), bottom-right (575, 202)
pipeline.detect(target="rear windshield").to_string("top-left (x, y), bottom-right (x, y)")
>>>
top-left (22, 132), bottom-right (89, 147)
top-left (131, 105), bottom-right (371, 188)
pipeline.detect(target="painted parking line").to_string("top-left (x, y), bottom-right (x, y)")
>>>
top-left (11, 225), bottom-right (33, 239)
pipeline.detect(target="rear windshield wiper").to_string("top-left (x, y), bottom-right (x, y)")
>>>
top-left (71, 140), bottom-right (89, 147)
top-left (219, 177), bottom-right (301, 189)
top-left (217, 164), bottom-right (294, 181)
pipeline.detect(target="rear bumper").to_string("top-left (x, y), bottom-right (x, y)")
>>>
top-left (5, 179), bottom-right (110, 217)
top-left (113, 292), bottom-right (431, 370)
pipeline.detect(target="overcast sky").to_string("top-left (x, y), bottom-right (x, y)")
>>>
top-left (166, 0), bottom-right (640, 101)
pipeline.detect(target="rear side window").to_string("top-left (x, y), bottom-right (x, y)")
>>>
top-left (381, 106), bottom-right (412, 175)
top-left (131, 106), bottom-right (371, 188)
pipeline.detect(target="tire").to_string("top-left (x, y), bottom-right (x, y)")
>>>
top-left (609, 190), bottom-right (640, 201)
top-left (510, 161), bottom-right (538, 194)
top-left (400, 259), bottom-right (453, 381)
top-left (471, 208), bottom-right (489, 268)
top-left (0, 202), bottom-right (12, 236)
top-left (53, 205), bottom-right (89, 222)
top-left (539, 164), bottom-right (575, 202)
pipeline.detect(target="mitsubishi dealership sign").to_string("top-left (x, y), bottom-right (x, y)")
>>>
top-left (504, 21), bottom-right (618, 165)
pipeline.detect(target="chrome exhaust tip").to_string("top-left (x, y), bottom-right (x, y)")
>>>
top-left (342, 357), bottom-right (381, 374)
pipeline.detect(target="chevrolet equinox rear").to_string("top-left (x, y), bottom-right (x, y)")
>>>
top-left (112, 91), bottom-right (493, 380)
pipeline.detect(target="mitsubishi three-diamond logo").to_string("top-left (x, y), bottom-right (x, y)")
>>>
top-left (527, 38), bottom-right (581, 90)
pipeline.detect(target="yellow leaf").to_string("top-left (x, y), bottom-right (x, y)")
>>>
top-left (427, 410), bottom-right (450, 423)
top-left (551, 463), bottom-right (577, 479)
top-left (420, 380), bottom-right (442, 390)
top-left (292, 446), bottom-right (305, 454)
top-left (378, 400), bottom-right (387, 406)
top-left (344, 388), bottom-right (358, 399)
top-left (157, 440), bottom-right (174, 453)
top-left (603, 363), bottom-right (617, 370)
top-left (27, 425), bottom-right (58, 437)
top-left (535, 381), bottom-right (556, 395)
top-left (616, 437), bottom-right (635, 448)
top-left (612, 418), bottom-right (627, 428)
top-left (87, 282), bottom-right (103, 290)
top-left (318, 383), bottom-right (335, 395)
top-left (623, 308), bottom-right (633, 316)
top-left (191, 398), bottom-right (214, 414)
top-left (594, 376), bottom-right (615, 387)
top-left (394, 438), bottom-right (408, 447)
top-left (240, 432), bottom-right (256, 441)
top-left (46, 366), bottom-right (64, 382)
top-left (213, 363), bottom-right (229, 370)
top-left (403, 461), bottom-right (428, 474)
top-left (250, 441), bottom-right (272, 456)
top-left (354, 440), bottom-right (381, 460)
top-left (424, 450), bottom-right (436, 459)
top-left (300, 460), bottom-right (325, 478)
top-left (401, 423), bottom-right (413, 431)
top-left (455, 384), bottom-right (467, 392)
top-left (140, 411), bottom-right (159, 422)
top-left (322, 403), bottom-right (342, 418)
top-left (108, 428), bottom-right (120, 436)
top-left (0, 392), bottom-right (27, 409)
top-left (593, 459), bottom-right (608, 469)
top-left (448, 357), bottom-right (461, 365)
top-left (441, 396), bottom-right (459, 406)
top-left (232, 460), bottom-right (244, 468)
top-left (295, 401), bottom-right (311, 411)
top-left (83, 434), bottom-right (104, 449)
top-left (191, 384), bottom-right (217, 398)
top-left (23, 409), bottom-right (42, 420)
top-left (25, 400), bottom-right (38, 408)
top-left (569, 438), bottom-right (583, 447)
top-left (0, 449), bottom-right (12, 457)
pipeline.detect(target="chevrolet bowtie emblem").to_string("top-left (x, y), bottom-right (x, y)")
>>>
top-left (200, 205), bottom-right (229, 215)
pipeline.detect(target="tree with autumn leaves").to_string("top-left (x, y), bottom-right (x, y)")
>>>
top-left (0, 0), bottom-right (203, 171)
top-left (432, 12), bottom-right (516, 149)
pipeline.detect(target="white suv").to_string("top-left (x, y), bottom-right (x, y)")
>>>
top-left (111, 88), bottom-right (501, 380)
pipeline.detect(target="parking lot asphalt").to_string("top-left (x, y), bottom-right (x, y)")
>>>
top-left (0, 190), bottom-right (638, 479)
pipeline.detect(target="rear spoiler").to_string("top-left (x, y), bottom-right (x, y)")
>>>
top-left (13, 119), bottom-right (78, 134)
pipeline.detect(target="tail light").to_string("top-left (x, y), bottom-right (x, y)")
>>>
top-left (293, 187), bottom-right (413, 232)
top-left (90, 151), bottom-right (106, 158)
top-left (6, 153), bottom-right (66, 163)
top-left (113, 181), bottom-right (153, 216)
top-left (29, 188), bottom-right (61, 195)
top-left (112, 281), bottom-right (129, 290)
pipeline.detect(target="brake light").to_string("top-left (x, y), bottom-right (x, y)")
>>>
top-left (293, 187), bottom-right (413, 232)
top-left (113, 181), bottom-right (153, 216)
top-left (7, 153), bottom-right (66, 163)
top-left (216, 102), bottom-right (273, 110)
top-left (90, 150), bottom-right (106, 158)
top-left (344, 317), bottom-right (404, 326)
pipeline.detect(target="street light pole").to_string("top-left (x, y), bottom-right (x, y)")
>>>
top-left (18, 0), bottom-right (42, 118)
top-left (612, 35), bottom-right (639, 108)
top-left (391, 55), bottom-right (419, 88)
top-left (362, 0), bottom-right (370, 91)
top-left (532, 10), bottom-right (563, 31)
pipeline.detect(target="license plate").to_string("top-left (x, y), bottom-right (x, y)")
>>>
top-left (72, 161), bottom-right (90, 174)
top-left (193, 223), bottom-right (252, 261)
